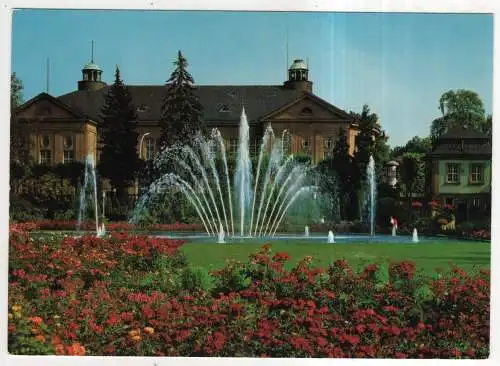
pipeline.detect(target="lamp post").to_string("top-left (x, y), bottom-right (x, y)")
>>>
top-left (136, 132), bottom-right (151, 196)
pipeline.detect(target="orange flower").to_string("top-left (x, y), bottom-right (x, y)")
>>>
top-left (131, 335), bottom-right (142, 343)
top-left (29, 316), bottom-right (43, 326)
top-left (143, 327), bottom-right (155, 335)
top-left (55, 343), bottom-right (66, 355)
top-left (51, 335), bottom-right (62, 345)
top-left (67, 342), bottom-right (86, 356)
top-left (35, 335), bottom-right (46, 343)
top-left (128, 329), bottom-right (140, 337)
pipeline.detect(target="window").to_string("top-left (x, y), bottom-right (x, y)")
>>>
top-left (40, 150), bottom-right (52, 164)
top-left (301, 137), bottom-right (311, 148)
top-left (63, 135), bottom-right (73, 149)
top-left (323, 136), bottom-right (334, 158)
top-left (445, 197), bottom-right (454, 206)
top-left (300, 107), bottom-right (313, 116)
top-left (282, 133), bottom-right (292, 155)
top-left (145, 137), bottom-right (156, 160)
top-left (63, 135), bottom-right (74, 164)
top-left (63, 150), bottom-right (75, 164)
top-left (446, 163), bottom-right (460, 184)
top-left (229, 138), bottom-right (238, 156)
top-left (470, 164), bottom-right (484, 184)
top-left (472, 197), bottom-right (482, 209)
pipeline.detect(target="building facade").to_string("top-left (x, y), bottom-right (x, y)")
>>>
top-left (14, 58), bottom-right (361, 166)
top-left (425, 126), bottom-right (492, 221)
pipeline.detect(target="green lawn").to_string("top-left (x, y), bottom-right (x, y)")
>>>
top-left (181, 239), bottom-right (490, 275)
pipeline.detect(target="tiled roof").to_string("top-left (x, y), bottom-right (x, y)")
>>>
top-left (57, 85), bottom-right (306, 124)
top-left (427, 125), bottom-right (491, 157)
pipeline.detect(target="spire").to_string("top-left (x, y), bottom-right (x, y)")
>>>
top-left (91, 40), bottom-right (94, 62)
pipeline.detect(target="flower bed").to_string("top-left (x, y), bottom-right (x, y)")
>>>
top-left (19, 220), bottom-right (204, 232)
top-left (8, 226), bottom-right (489, 358)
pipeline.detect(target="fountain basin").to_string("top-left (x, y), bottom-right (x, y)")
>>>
top-left (149, 232), bottom-right (448, 244)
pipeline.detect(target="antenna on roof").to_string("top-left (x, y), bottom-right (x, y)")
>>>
top-left (46, 58), bottom-right (50, 94)
top-left (91, 40), bottom-right (94, 62)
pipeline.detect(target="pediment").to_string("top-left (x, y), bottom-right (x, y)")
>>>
top-left (263, 93), bottom-right (352, 122)
top-left (15, 93), bottom-right (83, 121)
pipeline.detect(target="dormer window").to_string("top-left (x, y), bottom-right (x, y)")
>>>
top-left (219, 104), bottom-right (230, 113)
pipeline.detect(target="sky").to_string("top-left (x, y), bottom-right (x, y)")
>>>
top-left (11, 10), bottom-right (493, 147)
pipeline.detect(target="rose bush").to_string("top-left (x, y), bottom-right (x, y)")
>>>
top-left (8, 226), bottom-right (490, 358)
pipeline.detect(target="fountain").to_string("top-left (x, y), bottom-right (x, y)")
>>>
top-left (412, 228), bottom-right (419, 243)
top-left (364, 155), bottom-right (377, 237)
top-left (327, 230), bottom-right (335, 243)
top-left (77, 154), bottom-right (105, 237)
top-left (131, 108), bottom-right (318, 238)
top-left (390, 216), bottom-right (398, 236)
top-left (217, 223), bottom-right (225, 244)
top-left (305, 225), bottom-right (310, 237)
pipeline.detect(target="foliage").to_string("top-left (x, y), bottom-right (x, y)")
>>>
top-left (350, 105), bottom-right (391, 217)
top-left (9, 196), bottom-right (46, 222)
top-left (158, 50), bottom-right (204, 150)
top-left (11, 72), bottom-right (24, 109)
top-left (98, 66), bottom-right (141, 198)
top-left (391, 136), bottom-right (432, 158)
top-left (316, 128), bottom-right (358, 220)
top-left (9, 229), bottom-right (490, 358)
top-left (430, 89), bottom-right (489, 140)
top-left (398, 153), bottom-right (425, 213)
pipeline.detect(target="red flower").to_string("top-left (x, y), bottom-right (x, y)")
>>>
top-left (412, 201), bottom-right (423, 208)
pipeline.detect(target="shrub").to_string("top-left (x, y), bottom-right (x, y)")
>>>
top-left (8, 227), bottom-right (490, 358)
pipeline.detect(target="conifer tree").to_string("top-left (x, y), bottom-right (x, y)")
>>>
top-left (98, 66), bottom-right (140, 199)
top-left (159, 51), bottom-right (204, 150)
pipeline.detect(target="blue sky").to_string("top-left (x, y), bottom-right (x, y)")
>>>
top-left (11, 10), bottom-right (493, 146)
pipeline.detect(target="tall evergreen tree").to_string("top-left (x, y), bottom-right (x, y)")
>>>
top-left (159, 50), bottom-right (204, 150)
top-left (98, 66), bottom-right (140, 199)
top-left (331, 128), bottom-right (357, 219)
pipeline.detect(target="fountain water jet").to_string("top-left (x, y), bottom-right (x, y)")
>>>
top-left (412, 228), bottom-right (419, 243)
top-left (130, 108), bottom-right (318, 238)
top-left (305, 225), bottom-right (310, 237)
top-left (327, 230), bottom-right (335, 243)
top-left (77, 154), bottom-right (104, 237)
top-left (364, 155), bottom-right (377, 237)
top-left (218, 223), bottom-right (225, 244)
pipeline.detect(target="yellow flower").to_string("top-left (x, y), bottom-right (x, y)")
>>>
top-left (8, 313), bottom-right (13, 320)
top-left (12, 305), bottom-right (22, 312)
top-left (128, 329), bottom-right (140, 338)
top-left (131, 335), bottom-right (142, 343)
top-left (143, 327), bottom-right (155, 335)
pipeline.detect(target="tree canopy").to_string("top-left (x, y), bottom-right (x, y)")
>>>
top-left (159, 50), bottom-right (204, 150)
top-left (431, 89), bottom-right (489, 139)
top-left (98, 66), bottom-right (141, 198)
